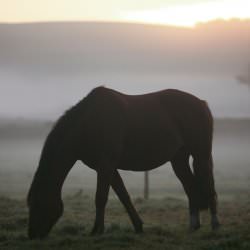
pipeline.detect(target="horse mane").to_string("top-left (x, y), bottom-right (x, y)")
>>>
top-left (27, 88), bottom-right (98, 205)
top-left (27, 86), bottom-right (106, 205)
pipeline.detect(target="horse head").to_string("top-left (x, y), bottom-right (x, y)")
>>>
top-left (27, 180), bottom-right (63, 239)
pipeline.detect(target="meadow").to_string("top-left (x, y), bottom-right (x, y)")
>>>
top-left (0, 119), bottom-right (249, 249)
top-left (1, 193), bottom-right (250, 250)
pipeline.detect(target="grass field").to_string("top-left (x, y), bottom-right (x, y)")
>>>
top-left (0, 119), bottom-right (249, 249)
top-left (0, 193), bottom-right (250, 250)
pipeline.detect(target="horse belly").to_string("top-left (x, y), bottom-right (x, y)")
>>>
top-left (119, 129), bottom-right (183, 171)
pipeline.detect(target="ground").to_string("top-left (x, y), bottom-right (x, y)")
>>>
top-left (0, 192), bottom-right (250, 250)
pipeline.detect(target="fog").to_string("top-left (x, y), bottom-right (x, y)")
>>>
top-left (0, 20), bottom-right (249, 119)
top-left (1, 72), bottom-right (250, 119)
top-left (0, 20), bottom-right (249, 199)
top-left (0, 119), bottom-right (249, 199)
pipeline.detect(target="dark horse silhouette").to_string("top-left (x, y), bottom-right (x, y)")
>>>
top-left (27, 86), bottom-right (220, 239)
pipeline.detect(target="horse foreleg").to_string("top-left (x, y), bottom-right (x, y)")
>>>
top-left (91, 166), bottom-right (114, 235)
top-left (111, 170), bottom-right (143, 233)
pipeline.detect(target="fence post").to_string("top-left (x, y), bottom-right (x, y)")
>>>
top-left (144, 171), bottom-right (149, 199)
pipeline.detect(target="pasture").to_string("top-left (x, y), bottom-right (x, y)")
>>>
top-left (0, 119), bottom-right (249, 249)
top-left (1, 194), bottom-right (250, 250)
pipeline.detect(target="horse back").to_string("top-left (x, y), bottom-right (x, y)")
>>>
top-left (79, 87), bottom-right (213, 168)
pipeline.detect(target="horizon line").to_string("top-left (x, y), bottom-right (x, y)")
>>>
top-left (0, 18), bottom-right (249, 28)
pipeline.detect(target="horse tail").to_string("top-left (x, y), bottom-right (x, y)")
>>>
top-left (193, 155), bottom-right (217, 210)
top-left (192, 101), bottom-right (217, 210)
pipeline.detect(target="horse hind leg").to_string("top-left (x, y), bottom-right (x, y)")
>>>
top-left (193, 155), bottom-right (220, 230)
top-left (111, 170), bottom-right (143, 233)
top-left (207, 156), bottom-right (220, 230)
top-left (171, 148), bottom-right (201, 231)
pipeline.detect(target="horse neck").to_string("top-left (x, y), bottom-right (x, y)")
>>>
top-left (31, 101), bottom-right (85, 198)
top-left (34, 156), bottom-right (76, 197)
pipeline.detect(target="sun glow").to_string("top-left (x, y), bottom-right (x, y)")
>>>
top-left (121, 0), bottom-right (250, 27)
top-left (0, 0), bottom-right (249, 26)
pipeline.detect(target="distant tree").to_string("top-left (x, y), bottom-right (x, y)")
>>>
top-left (236, 63), bottom-right (250, 87)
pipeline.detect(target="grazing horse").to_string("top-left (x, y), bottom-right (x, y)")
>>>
top-left (27, 86), bottom-right (220, 239)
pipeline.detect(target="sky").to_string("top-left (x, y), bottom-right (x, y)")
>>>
top-left (0, 1), bottom-right (249, 119)
top-left (0, 0), bottom-right (249, 27)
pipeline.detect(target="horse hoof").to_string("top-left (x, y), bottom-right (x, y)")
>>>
top-left (135, 227), bottom-right (143, 234)
top-left (90, 231), bottom-right (104, 236)
top-left (90, 227), bottom-right (104, 236)
top-left (211, 221), bottom-right (220, 230)
top-left (189, 213), bottom-right (200, 232)
top-left (189, 222), bottom-right (201, 232)
top-left (189, 225), bottom-right (201, 233)
top-left (211, 216), bottom-right (220, 230)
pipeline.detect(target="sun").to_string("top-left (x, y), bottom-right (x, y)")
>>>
top-left (120, 0), bottom-right (250, 27)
